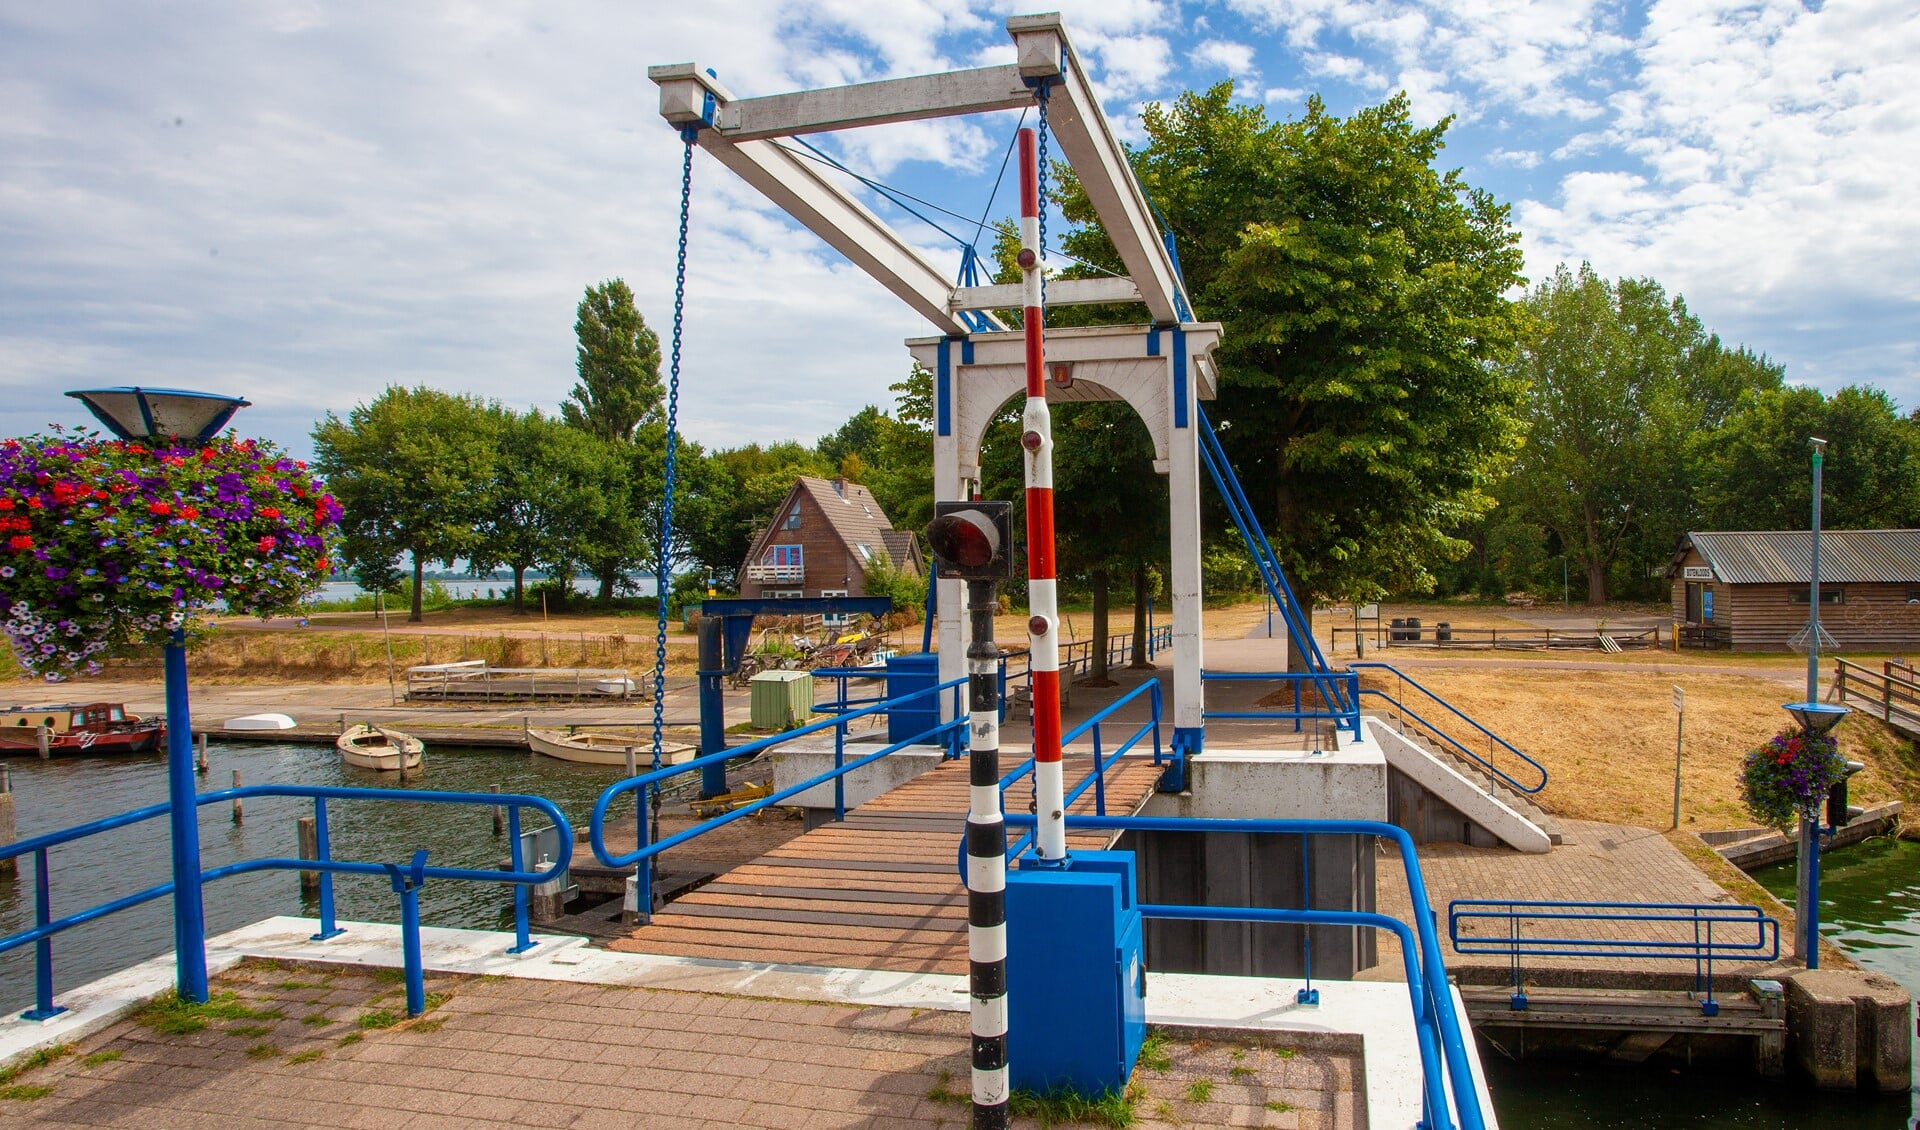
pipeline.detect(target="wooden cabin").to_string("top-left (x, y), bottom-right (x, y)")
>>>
top-left (1668, 530), bottom-right (1920, 651)
top-left (738, 477), bottom-right (921, 618)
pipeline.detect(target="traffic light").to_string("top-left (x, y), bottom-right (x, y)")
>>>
top-left (926, 501), bottom-right (1013, 580)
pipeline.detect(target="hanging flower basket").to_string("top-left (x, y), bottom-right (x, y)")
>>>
top-left (1738, 729), bottom-right (1847, 832)
top-left (0, 429), bottom-right (339, 680)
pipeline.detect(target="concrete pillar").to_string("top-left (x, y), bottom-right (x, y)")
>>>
top-left (1166, 330), bottom-right (1205, 748)
top-left (1785, 968), bottom-right (1911, 1091)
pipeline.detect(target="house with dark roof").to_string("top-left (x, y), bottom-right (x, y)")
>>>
top-left (1667, 530), bottom-right (1920, 650)
top-left (738, 477), bottom-right (922, 612)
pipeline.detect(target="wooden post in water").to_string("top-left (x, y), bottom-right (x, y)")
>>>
top-left (35, 724), bottom-right (50, 759)
top-left (231, 769), bottom-right (243, 824)
top-left (625, 745), bottom-right (637, 777)
top-left (490, 784), bottom-right (503, 835)
top-left (0, 763), bottom-right (15, 878)
top-left (297, 814), bottom-right (319, 894)
top-left (196, 732), bottom-right (209, 774)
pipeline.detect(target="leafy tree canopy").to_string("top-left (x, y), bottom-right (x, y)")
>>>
top-left (562, 278), bottom-right (662, 444)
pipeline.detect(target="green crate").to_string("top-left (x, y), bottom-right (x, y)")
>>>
top-left (749, 670), bottom-right (813, 729)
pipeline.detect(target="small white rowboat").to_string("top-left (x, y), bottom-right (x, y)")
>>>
top-left (527, 728), bottom-right (693, 768)
top-left (336, 723), bottom-right (425, 772)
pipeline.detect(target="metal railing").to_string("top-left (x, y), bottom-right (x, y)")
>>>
top-left (1200, 670), bottom-right (1362, 739)
top-left (996, 680), bottom-right (1166, 859)
top-left (1003, 814), bottom-right (1486, 1130)
top-left (1350, 661), bottom-right (1548, 795)
top-left (1, 785), bottom-right (571, 1022)
top-left (1449, 899), bottom-right (1780, 1015)
top-left (591, 677), bottom-right (968, 921)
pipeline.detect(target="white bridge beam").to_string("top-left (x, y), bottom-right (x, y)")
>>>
top-left (650, 13), bottom-right (1192, 333)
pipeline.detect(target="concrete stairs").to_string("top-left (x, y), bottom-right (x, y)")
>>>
top-left (1365, 716), bottom-right (1561, 853)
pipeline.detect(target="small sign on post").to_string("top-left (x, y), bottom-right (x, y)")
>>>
top-left (1671, 685), bottom-right (1685, 829)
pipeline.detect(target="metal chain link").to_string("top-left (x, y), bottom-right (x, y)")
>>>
top-left (1035, 84), bottom-right (1050, 318)
top-left (651, 129), bottom-right (695, 785)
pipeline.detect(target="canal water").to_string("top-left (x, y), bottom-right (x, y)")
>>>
top-left (1483, 836), bottom-right (1920, 1128)
top-left (0, 742), bottom-right (629, 1015)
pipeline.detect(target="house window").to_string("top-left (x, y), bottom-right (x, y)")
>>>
top-left (856, 544), bottom-right (873, 564)
top-left (819, 589), bottom-right (849, 626)
top-left (785, 508), bottom-right (802, 530)
top-left (764, 589), bottom-right (803, 599)
top-left (770, 545), bottom-right (803, 568)
top-left (1790, 589), bottom-right (1844, 604)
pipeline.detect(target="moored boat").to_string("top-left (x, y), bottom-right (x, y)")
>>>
top-left (335, 723), bottom-right (424, 772)
top-left (0, 703), bottom-right (163, 756)
top-left (527, 727), bottom-right (693, 767)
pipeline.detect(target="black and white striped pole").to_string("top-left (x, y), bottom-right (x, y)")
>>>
top-left (965, 576), bottom-right (1009, 1127)
top-left (925, 501), bottom-right (1015, 1130)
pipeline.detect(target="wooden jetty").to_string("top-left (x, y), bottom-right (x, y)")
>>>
top-left (608, 752), bottom-right (1167, 973)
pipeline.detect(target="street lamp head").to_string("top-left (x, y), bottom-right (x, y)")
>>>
top-left (1783, 700), bottom-right (1848, 736)
top-left (65, 387), bottom-right (250, 444)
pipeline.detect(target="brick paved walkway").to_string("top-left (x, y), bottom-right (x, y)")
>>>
top-left (1, 960), bottom-right (1357, 1129)
top-left (1373, 819), bottom-right (1789, 988)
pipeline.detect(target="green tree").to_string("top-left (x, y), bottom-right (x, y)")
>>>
top-left (312, 386), bottom-right (501, 621)
top-left (1503, 263), bottom-right (1782, 602)
top-left (562, 279), bottom-right (662, 444)
top-left (1697, 385), bottom-right (1920, 531)
top-left (470, 410), bottom-right (614, 614)
top-left (1053, 86), bottom-right (1528, 610)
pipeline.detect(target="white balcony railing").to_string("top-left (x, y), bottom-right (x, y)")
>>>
top-left (747, 563), bottom-right (805, 583)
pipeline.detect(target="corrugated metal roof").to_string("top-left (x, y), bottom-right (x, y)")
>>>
top-left (1683, 530), bottom-right (1920, 585)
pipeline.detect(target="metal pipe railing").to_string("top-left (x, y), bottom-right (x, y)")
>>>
top-left (1200, 670), bottom-right (1363, 738)
top-left (998, 680), bottom-right (1164, 861)
top-left (1350, 662), bottom-right (1547, 794)
top-left (591, 677), bottom-right (968, 920)
top-left (1448, 899), bottom-right (1779, 1015)
top-left (1, 785), bottom-right (571, 1022)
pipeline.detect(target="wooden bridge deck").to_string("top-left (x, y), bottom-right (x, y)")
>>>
top-left (607, 753), bottom-right (1168, 973)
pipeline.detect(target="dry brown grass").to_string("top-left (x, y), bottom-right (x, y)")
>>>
top-left (159, 629), bottom-right (702, 685)
top-left (296, 605), bottom-right (701, 637)
top-left (1361, 666), bottom-right (1916, 830)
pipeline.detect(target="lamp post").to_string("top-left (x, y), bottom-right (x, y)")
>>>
top-left (1787, 435), bottom-right (1847, 968)
top-left (66, 387), bottom-right (250, 1002)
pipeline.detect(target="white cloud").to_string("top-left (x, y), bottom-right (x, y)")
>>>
top-left (1194, 38), bottom-right (1260, 80)
top-left (1487, 147), bottom-right (1543, 169)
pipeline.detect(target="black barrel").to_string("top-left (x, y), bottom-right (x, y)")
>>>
top-left (1390, 617), bottom-right (1407, 641)
top-left (1407, 617), bottom-right (1422, 641)
top-left (1436, 621), bottom-right (1452, 642)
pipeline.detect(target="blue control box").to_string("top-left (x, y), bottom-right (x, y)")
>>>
top-left (1005, 849), bottom-right (1147, 1096)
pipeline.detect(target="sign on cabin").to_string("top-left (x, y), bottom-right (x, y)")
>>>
top-left (1683, 566), bottom-right (1713, 580)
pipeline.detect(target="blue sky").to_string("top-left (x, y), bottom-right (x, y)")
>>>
top-left (2, 1), bottom-right (1915, 457)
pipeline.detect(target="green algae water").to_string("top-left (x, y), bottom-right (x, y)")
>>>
top-left (1483, 837), bottom-right (1919, 1128)
top-left (0, 742), bottom-right (624, 1015)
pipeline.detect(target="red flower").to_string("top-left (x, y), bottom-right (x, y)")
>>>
top-left (0, 498), bottom-right (14, 510)
top-left (259, 507), bottom-right (281, 520)
top-left (149, 501), bottom-right (172, 516)
top-left (180, 506), bottom-right (200, 520)
top-left (198, 448), bottom-right (217, 462)
top-left (315, 557), bottom-right (330, 571)
top-left (8, 535), bottom-right (32, 551)
top-left (92, 489), bottom-right (108, 501)
top-left (257, 535), bottom-right (277, 553)
top-left (26, 497), bottom-right (42, 509)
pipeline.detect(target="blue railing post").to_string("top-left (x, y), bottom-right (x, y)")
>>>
top-left (22, 847), bottom-right (64, 1021)
top-left (1092, 725), bottom-right (1106, 816)
top-left (1298, 834), bottom-right (1317, 1005)
top-left (506, 807), bottom-right (536, 953)
top-left (383, 850), bottom-right (429, 1016)
top-left (163, 628), bottom-right (209, 1002)
top-left (834, 716), bottom-right (847, 822)
top-left (310, 797), bottom-right (343, 941)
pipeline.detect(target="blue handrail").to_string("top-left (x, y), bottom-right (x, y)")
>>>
top-left (2, 785), bottom-right (570, 1022)
top-left (1201, 670), bottom-right (1362, 738)
top-left (998, 680), bottom-right (1165, 860)
top-left (591, 677), bottom-right (968, 920)
top-left (1004, 813), bottom-right (1486, 1130)
top-left (1449, 899), bottom-right (1779, 1015)
top-left (1350, 661), bottom-right (1548, 795)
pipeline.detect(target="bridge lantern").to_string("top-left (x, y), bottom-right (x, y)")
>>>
top-left (926, 501), bottom-right (1013, 581)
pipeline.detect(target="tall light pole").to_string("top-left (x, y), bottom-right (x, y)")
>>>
top-left (1787, 436), bottom-right (1847, 967)
top-left (67, 387), bottom-right (250, 1002)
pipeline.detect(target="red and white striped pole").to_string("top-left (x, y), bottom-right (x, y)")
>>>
top-left (1016, 127), bottom-right (1067, 863)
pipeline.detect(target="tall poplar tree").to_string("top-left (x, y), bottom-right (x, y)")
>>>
top-left (562, 279), bottom-right (662, 444)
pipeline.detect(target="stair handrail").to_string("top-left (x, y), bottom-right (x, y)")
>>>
top-left (1194, 404), bottom-right (1348, 716)
top-left (1350, 661), bottom-right (1548, 795)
